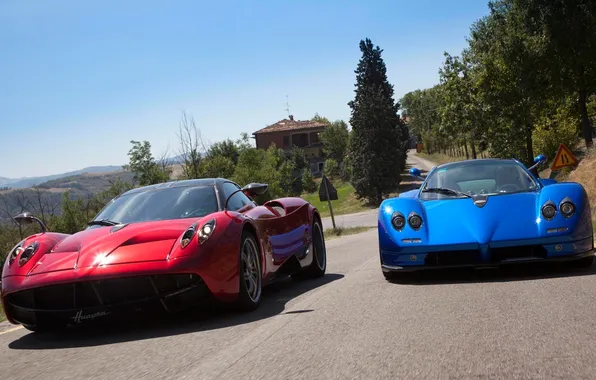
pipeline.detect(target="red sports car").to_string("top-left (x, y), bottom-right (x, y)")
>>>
top-left (1, 178), bottom-right (327, 332)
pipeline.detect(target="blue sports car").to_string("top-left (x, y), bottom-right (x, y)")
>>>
top-left (378, 155), bottom-right (594, 280)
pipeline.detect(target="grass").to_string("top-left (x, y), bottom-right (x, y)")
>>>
top-left (0, 307), bottom-right (5, 323)
top-left (324, 226), bottom-right (375, 240)
top-left (302, 180), bottom-right (372, 218)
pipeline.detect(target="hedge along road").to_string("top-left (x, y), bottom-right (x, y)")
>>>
top-left (321, 151), bottom-right (436, 230)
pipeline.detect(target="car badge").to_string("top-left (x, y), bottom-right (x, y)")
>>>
top-left (473, 195), bottom-right (488, 208)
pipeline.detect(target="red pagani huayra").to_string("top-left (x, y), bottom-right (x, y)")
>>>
top-left (1, 178), bottom-right (327, 332)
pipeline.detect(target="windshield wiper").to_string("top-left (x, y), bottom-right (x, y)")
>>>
top-left (87, 219), bottom-right (120, 227)
top-left (421, 187), bottom-right (472, 198)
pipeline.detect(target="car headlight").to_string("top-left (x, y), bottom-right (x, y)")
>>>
top-left (541, 200), bottom-right (557, 220)
top-left (18, 241), bottom-right (39, 266)
top-left (180, 223), bottom-right (198, 249)
top-left (7, 241), bottom-right (24, 266)
top-left (198, 219), bottom-right (216, 244)
top-left (559, 197), bottom-right (575, 218)
top-left (391, 212), bottom-right (406, 231)
top-left (408, 212), bottom-right (423, 230)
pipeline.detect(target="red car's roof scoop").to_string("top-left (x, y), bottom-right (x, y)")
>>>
top-left (13, 211), bottom-right (48, 233)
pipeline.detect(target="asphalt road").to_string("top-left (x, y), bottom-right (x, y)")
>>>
top-left (321, 151), bottom-right (436, 230)
top-left (3, 228), bottom-right (596, 379)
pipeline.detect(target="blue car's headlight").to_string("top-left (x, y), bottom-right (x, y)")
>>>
top-left (391, 212), bottom-right (405, 231)
top-left (559, 197), bottom-right (575, 218)
top-left (408, 212), bottom-right (423, 230)
top-left (541, 200), bottom-right (557, 220)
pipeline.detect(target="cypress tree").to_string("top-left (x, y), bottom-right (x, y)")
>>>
top-left (347, 38), bottom-right (408, 205)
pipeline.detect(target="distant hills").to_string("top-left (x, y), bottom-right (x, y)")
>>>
top-left (0, 154), bottom-right (187, 189)
top-left (0, 154), bottom-right (188, 221)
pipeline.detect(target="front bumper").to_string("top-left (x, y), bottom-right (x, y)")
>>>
top-left (381, 235), bottom-right (595, 272)
top-left (2, 273), bottom-right (213, 327)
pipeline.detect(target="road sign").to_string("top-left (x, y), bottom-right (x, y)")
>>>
top-left (318, 175), bottom-right (338, 229)
top-left (318, 176), bottom-right (338, 202)
top-left (550, 143), bottom-right (578, 171)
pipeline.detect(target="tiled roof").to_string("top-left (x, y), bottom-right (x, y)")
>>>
top-left (253, 117), bottom-right (328, 134)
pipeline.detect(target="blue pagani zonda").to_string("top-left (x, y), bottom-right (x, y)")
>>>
top-left (378, 155), bottom-right (594, 280)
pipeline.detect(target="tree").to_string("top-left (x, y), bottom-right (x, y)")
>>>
top-left (467, 0), bottom-right (548, 164)
top-left (347, 38), bottom-right (408, 205)
top-left (177, 111), bottom-right (207, 179)
top-left (123, 140), bottom-right (170, 185)
top-left (400, 86), bottom-right (445, 154)
top-left (199, 155), bottom-right (236, 179)
top-left (519, 0), bottom-right (596, 148)
top-left (206, 139), bottom-right (239, 165)
top-left (320, 120), bottom-right (350, 163)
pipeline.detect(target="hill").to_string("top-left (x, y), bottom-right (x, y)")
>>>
top-left (0, 154), bottom-right (187, 189)
top-left (0, 171), bottom-right (136, 222)
top-left (0, 165), bottom-right (125, 189)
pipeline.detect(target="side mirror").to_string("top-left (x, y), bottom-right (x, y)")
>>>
top-left (533, 154), bottom-right (546, 165)
top-left (409, 167), bottom-right (424, 181)
top-left (13, 212), bottom-right (47, 233)
top-left (528, 154), bottom-right (547, 172)
top-left (241, 183), bottom-right (269, 197)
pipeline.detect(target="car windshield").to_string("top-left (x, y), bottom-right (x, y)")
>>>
top-left (420, 160), bottom-right (539, 200)
top-left (90, 185), bottom-right (219, 225)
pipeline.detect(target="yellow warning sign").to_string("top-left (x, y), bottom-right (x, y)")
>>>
top-left (550, 143), bottom-right (578, 171)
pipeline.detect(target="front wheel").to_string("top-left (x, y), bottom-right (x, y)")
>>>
top-left (234, 231), bottom-right (263, 312)
top-left (292, 219), bottom-right (327, 280)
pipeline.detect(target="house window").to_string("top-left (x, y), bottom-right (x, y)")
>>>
top-left (310, 132), bottom-right (320, 144)
top-left (291, 133), bottom-right (309, 147)
top-left (283, 135), bottom-right (290, 149)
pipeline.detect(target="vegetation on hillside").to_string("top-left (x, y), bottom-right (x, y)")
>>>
top-left (401, 0), bottom-right (596, 165)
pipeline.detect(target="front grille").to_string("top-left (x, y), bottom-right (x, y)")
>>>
top-left (491, 245), bottom-right (547, 262)
top-left (5, 274), bottom-right (206, 312)
top-left (424, 250), bottom-right (482, 266)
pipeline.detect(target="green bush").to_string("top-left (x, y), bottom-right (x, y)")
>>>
top-left (324, 158), bottom-right (340, 179)
top-left (301, 169), bottom-right (317, 193)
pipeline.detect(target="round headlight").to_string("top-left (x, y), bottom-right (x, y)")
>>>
top-left (18, 241), bottom-right (39, 266)
top-left (542, 204), bottom-right (556, 220)
top-left (408, 214), bottom-right (423, 230)
top-left (391, 213), bottom-right (406, 230)
top-left (560, 202), bottom-right (575, 217)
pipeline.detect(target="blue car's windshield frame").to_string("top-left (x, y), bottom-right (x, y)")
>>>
top-left (419, 160), bottom-right (539, 200)
top-left (89, 185), bottom-right (220, 226)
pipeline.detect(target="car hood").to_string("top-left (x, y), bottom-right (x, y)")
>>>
top-left (419, 193), bottom-right (542, 245)
top-left (23, 219), bottom-right (201, 276)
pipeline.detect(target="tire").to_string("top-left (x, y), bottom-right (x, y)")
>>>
top-left (234, 231), bottom-right (263, 312)
top-left (292, 218), bottom-right (327, 280)
top-left (571, 255), bottom-right (594, 269)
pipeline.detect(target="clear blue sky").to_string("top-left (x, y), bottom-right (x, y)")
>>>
top-left (0, 0), bottom-right (489, 178)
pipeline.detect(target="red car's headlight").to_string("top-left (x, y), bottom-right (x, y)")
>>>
top-left (179, 219), bottom-right (216, 249)
top-left (198, 219), bottom-right (216, 245)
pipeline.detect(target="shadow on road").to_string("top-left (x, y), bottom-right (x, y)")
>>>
top-left (7, 273), bottom-right (344, 350)
top-left (387, 261), bottom-right (596, 285)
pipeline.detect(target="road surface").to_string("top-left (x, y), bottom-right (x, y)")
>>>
top-left (2, 228), bottom-right (596, 379)
top-left (321, 151), bottom-right (436, 230)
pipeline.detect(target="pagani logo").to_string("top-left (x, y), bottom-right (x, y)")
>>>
top-left (71, 310), bottom-right (111, 324)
